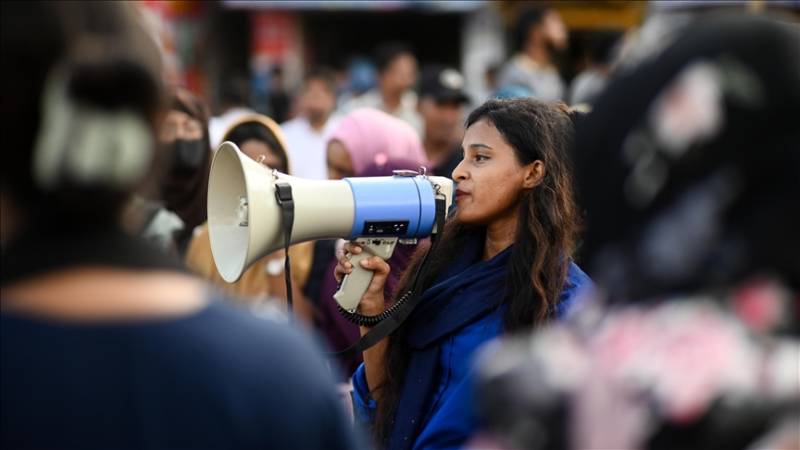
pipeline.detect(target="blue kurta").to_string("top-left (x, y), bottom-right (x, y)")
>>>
top-left (352, 258), bottom-right (592, 450)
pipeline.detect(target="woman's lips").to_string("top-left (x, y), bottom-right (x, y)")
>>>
top-left (455, 189), bottom-right (470, 200)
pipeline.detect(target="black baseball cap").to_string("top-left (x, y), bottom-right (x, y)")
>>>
top-left (418, 65), bottom-right (470, 104)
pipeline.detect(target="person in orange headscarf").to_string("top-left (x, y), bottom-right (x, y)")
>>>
top-left (184, 114), bottom-right (314, 322)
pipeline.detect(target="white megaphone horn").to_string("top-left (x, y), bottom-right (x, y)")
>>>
top-left (208, 142), bottom-right (453, 312)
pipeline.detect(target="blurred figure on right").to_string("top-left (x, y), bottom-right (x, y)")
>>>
top-left (417, 65), bottom-right (470, 178)
top-left (472, 13), bottom-right (800, 450)
top-left (497, 7), bottom-right (569, 102)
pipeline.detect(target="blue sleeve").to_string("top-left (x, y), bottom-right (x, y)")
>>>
top-left (556, 262), bottom-right (594, 319)
top-left (351, 363), bottom-right (376, 424)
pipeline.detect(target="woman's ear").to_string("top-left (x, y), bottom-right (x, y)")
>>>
top-left (522, 160), bottom-right (545, 188)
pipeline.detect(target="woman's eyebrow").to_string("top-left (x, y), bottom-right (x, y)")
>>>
top-left (468, 143), bottom-right (493, 151)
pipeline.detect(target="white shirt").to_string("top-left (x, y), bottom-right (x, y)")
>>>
top-left (342, 89), bottom-right (423, 135)
top-left (281, 115), bottom-right (340, 180)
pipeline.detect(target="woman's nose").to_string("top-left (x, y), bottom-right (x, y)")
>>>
top-left (451, 159), bottom-right (467, 181)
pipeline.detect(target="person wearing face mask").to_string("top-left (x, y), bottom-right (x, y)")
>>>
top-left (184, 114), bottom-right (315, 323)
top-left (158, 88), bottom-right (213, 255)
top-left (335, 99), bottom-right (592, 449)
top-left (498, 7), bottom-right (569, 102)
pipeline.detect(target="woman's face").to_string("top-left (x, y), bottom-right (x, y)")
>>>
top-left (452, 119), bottom-right (543, 225)
top-left (240, 139), bottom-right (285, 173)
top-left (327, 139), bottom-right (354, 180)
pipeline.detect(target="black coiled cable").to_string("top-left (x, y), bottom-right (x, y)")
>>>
top-left (334, 196), bottom-right (445, 335)
top-left (335, 224), bottom-right (438, 327)
top-left (337, 289), bottom-right (415, 327)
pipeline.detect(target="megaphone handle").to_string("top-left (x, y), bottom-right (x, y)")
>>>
top-left (333, 237), bottom-right (398, 313)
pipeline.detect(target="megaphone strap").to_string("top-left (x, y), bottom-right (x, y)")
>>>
top-left (331, 196), bottom-right (447, 357)
top-left (275, 183), bottom-right (295, 316)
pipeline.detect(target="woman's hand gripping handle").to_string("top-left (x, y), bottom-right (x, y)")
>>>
top-left (333, 238), bottom-right (396, 314)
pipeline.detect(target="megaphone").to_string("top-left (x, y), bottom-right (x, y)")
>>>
top-left (208, 142), bottom-right (453, 312)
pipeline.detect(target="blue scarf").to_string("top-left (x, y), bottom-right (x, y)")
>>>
top-left (388, 239), bottom-right (512, 450)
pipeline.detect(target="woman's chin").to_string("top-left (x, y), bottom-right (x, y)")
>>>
top-left (455, 210), bottom-right (482, 226)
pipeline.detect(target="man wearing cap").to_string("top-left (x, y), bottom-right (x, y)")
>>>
top-left (417, 66), bottom-right (470, 178)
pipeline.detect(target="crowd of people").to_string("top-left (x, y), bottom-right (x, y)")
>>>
top-left (1, 2), bottom-right (798, 450)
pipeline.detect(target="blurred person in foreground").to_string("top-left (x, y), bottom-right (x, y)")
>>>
top-left (472, 13), bottom-right (800, 450)
top-left (335, 100), bottom-right (592, 449)
top-left (343, 42), bottom-right (422, 133)
top-left (185, 114), bottom-right (315, 323)
top-left (417, 65), bottom-right (470, 178)
top-left (315, 108), bottom-right (430, 380)
top-left (497, 6), bottom-right (569, 102)
top-left (0, 3), bottom-right (363, 449)
top-left (282, 67), bottom-right (341, 180)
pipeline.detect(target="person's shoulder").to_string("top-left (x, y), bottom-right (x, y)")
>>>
top-left (191, 303), bottom-right (364, 448)
top-left (193, 299), bottom-right (307, 350)
top-left (166, 300), bottom-right (340, 398)
top-left (323, 115), bottom-right (342, 134)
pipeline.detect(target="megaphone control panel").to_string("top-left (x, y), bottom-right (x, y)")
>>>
top-left (362, 221), bottom-right (408, 236)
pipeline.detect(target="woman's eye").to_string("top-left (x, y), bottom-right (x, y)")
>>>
top-left (474, 154), bottom-right (489, 162)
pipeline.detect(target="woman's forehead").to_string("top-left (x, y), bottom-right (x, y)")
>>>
top-left (463, 119), bottom-right (506, 149)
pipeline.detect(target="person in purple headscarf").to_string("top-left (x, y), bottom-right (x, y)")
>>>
top-left (315, 108), bottom-right (429, 380)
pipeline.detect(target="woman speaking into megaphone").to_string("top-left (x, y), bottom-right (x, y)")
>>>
top-left (335, 98), bottom-right (592, 449)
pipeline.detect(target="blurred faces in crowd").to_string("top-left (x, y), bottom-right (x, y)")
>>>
top-left (282, 67), bottom-right (341, 180)
top-left (298, 69), bottom-right (338, 130)
top-left (377, 47), bottom-right (418, 101)
top-left (417, 66), bottom-right (470, 177)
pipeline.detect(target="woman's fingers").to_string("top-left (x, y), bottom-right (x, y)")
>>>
top-left (361, 256), bottom-right (391, 297)
top-left (334, 242), bottom-right (363, 283)
top-left (359, 256), bottom-right (390, 274)
top-left (334, 260), bottom-right (353, 283)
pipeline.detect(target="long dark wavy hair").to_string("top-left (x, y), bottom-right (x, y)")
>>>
top-left (372, 98), bottom-right (580, 443)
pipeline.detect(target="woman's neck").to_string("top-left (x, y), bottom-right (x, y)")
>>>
top-left (483, 211), bottom-right (518, 261)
